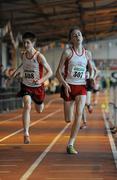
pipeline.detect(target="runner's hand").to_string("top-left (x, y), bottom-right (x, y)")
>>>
top-left (63, 82), bottom-right (71, 97)
top-left (90, 78), bottom-right (95, 88)
top-left (33, 79), bottom-right (42, 85)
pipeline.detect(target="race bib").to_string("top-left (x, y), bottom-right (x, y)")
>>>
top-left (24, 70), bottom-right (35, 79)
top-left (71, 66), bottom-right (85, 79)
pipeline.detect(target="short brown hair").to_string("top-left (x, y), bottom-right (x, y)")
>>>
top-left (68, 26), bottom-right (81, 41)
top-left (22, 32), bottom-right (36, 42)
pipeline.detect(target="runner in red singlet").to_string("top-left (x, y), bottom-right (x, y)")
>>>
top-left (10, 32), bottom-right (53, 144)
top-left (56, 27), bottom-right (94, 154)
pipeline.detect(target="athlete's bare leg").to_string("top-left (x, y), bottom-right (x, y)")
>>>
top-left (93, 91), bottom-right (99, 105)
top-left (35, 103), bottom-right (44, 113)
top-left (80, 108), bottom-right (87, 129)
top-left (64, 100), bottom-right (75, 123)
top-left (82, 108), bottom-right (86, 124)
top-left (68, 95), bottom-right (86, 146)
top-left (80, 91), bottom-right (91, 130)
top-left (86, 91), bottom-right (91, 105)
top-left (22, 95), bottom-right (32, 143)
top-left (86, 91), bottom-right (93, 113)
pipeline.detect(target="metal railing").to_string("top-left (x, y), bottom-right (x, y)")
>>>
top-left (0, 86), bottom-right (22, 113)
top-left (0, 97), bottom-right (22, 113)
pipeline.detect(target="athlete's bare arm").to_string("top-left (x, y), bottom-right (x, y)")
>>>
top-left (36, 53), bottom-right (53, 85)
top-left (9, 51), bottom-right (24, 78)
top-left (93, 64), bottom-right (98, 80)
top-left (85, 50), bottom-right (94, 78)
top-left (10, 63), bottom-right (23, 78)
top-left (56, 48), bottom-right (72, 97)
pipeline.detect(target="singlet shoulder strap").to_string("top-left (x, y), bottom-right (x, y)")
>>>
top-left (21, 51), bottom-right (26, 59)
top-left (85, 49), bottom-right (91, 61)
top-left (66, 47), bottom-right (74, 60)
top-left (36, 51), bottom-right (42, 62)
top-left (25, 50), bottom-right (38, 60)
top-left (72, 47), bottom-right (85, 56)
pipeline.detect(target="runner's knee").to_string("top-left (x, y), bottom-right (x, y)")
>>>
top-left (24, 103), bottom-right (31, 111)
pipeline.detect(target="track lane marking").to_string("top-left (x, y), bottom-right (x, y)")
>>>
top-left (102, 110), bottom-right (117, 168)
top-left (20, 123), bottom-right (69, 180)
top-left (0, 98), bottom-right (61, 124)
top-left (0, 109), bottom-right (61, 143)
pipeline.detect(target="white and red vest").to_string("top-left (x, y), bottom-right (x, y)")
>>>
top-left (64, 48), bottom-right (88, 85)
top-left (22, 51), bottom-right (43, 87)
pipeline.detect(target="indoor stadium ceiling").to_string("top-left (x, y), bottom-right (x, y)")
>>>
top-left (0, 0), bottom-right (117, 46)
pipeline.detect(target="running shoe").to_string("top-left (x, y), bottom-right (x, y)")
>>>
top-left (87, 104), bottom-right (93, 113)
top-left (94, 101), bottom-right (98, 106)
top-left (111, 128), bottom-right (117, 134)
top-left (65, 119), bottom-right (71, 123)
top-left (24, 135), bottom-right (30, 144)
top-left (80, 123), bottom-right (87, 129)
top-left (66, 145), bottom-right (78, 154)
top-left (110, 127), bottom-right (115, 131)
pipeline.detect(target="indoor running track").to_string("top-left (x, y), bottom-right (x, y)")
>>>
top-left (0, 93), bottom-right (117, 180)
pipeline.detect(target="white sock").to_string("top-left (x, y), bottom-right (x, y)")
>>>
top-left (24, 130), bottom-right (29, 137)
top-left (68, 138), bottom-right (75, 146)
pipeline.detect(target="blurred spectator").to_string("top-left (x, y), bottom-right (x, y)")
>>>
top-left (0, 64), bottom-right (4, 87)
top-left (110, 72), bottom-right (117, 87)
top-left (3, 67), bottom-right (12, 89)
top-left (92, 73), bottom-right (101, 105)
top-left (48, 77), bottom-right (60, 94)
top-left (101, 76), bottom-right (107, 91)
top-left (49, 77), bottom-right (57, 94)
top-left (44, 79), bottom-right (50, 93)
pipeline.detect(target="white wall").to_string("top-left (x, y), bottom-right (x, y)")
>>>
top-left (86, 39), bottom-right (117, 60)
top-left (43, 39), bottom-right (117, 74)
top-left (43, 47), bottom-right (62, 75)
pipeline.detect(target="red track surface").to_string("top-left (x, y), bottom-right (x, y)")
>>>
top-left (0, 93), bottom-right (117, 180)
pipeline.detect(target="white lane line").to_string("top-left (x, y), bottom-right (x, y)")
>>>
top-left (20, 123), bottom-right (70, 180)
top-left (0, 128), bottom-right (23, 143)
top-left (0, 115), bottom-right (22, 125)
top-left (45, 98), bottom-right (61, 109)
top-left (0, 109), bottom-right (61, 143)
top-left (31, 110), bottom-right (61, 127)
top-left (0, 98), bottom-right (61, 124)
top-left (102, 110), bottom-right (117, 168)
